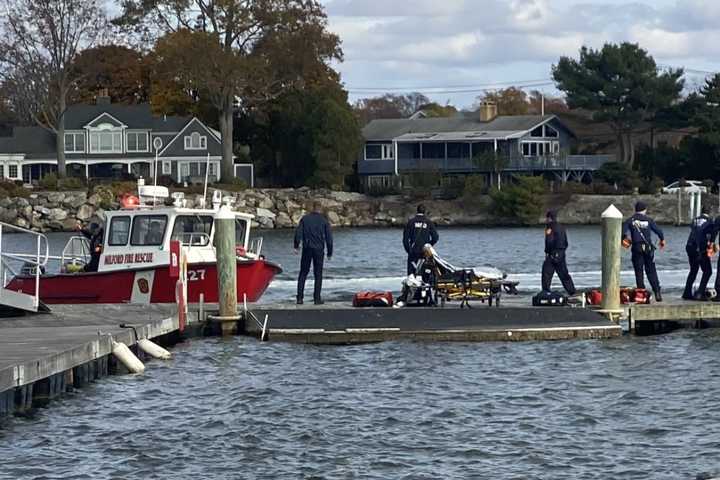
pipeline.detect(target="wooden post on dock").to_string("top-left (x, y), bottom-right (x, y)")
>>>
top-left (677, 188), bottom-right (682, 225)
top-left (215, 205), bottom-right (238, 335)
top-left (601, 204), bottom-right (623, 322)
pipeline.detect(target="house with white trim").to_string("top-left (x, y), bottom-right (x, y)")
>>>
top-left (358, 101), bottom-right (614, 189)
top-left (0, 95), bottom-right (253, 185)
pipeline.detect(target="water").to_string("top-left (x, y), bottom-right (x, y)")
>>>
top-left (2, 226), bottom-right (720, 479)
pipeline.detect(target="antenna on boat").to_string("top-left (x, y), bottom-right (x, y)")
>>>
top-left (201, 152), bottom-right (211, 209)
top-left (153, 148), bottom-right (159, 206)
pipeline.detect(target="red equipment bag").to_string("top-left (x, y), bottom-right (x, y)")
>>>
top-left (620, 288), bottom-right (632, 304)
top-left (586, 289), bottom-right (603, 306)
top-left (352, 291), bottom-right (393, 307)
top-left (633, 288), bottom-right (650, 304)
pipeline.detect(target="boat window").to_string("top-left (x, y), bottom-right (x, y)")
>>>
top-left (235, 218), bottom-right (247, 246)
top-left (171, 215), bottom-right (213, 246)
top-left (108, 216), bottom-right (131, 246)
top-left (131, 215), bottom-right (168, 246)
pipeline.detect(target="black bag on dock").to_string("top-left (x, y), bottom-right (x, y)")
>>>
top-left (532, 290), bottom-right (567, 307)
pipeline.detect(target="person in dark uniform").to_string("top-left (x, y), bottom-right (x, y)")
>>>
top-left (541, 210), bottom-right (576, 295)
top-left (403, 204), bottom-right (439, 275)
top-left (683, 206), bottom-right (714, 300)
top-left (294, 201), bottom-right (333, 305)
top-left (622, 201), bottom-right (665, 301)
top-left (76, 221), bottom-right (104, 273)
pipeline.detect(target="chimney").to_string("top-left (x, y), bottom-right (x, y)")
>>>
top-left (96, 88), bottom-right (111, 105)
top-left (479, 100), bottom-right (498, 122)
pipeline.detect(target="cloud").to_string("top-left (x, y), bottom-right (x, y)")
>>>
top-left (320, 0), bottom-right (720, 107)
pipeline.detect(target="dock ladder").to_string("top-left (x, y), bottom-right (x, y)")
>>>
top-left (0, 221), bottom-right (50, 313)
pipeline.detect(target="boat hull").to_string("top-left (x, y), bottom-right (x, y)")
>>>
top-left (6, 259), bottom-right (282, 304)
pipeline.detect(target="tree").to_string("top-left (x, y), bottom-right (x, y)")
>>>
top-left (354, 93), bottom-right (431, 124)
top-left (476, 87), bottom-right (530, 115)
top-left (416, 102), bottom-right (457, 118)
top-left (474, 151), bottom-right (509, 190)
top-left (0, 0), bottom-right (107, 177)
top-left (528, 90), bottom-right (568, 115)
top-left (70, 45), bottom-right (150, 105)
top-left (117, 0), bottom-right (340, 181)
top-left (552, 42), bottom-right (684, 167)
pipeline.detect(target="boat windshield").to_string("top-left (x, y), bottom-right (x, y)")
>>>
top-left (171, 215), bottom-right (213, 246)
top-left (235, 218), bottom-right (247, 246)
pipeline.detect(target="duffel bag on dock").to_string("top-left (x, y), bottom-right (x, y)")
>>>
top-left (532, 290), bottom-right (567, 307)
top-left (352, 291), bottom-right (393, 307)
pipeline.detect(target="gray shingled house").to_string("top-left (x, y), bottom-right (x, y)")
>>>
top-left (358, 102), bottom-right (613, 190)
top-left (0, 95), bottom-right (253, 185)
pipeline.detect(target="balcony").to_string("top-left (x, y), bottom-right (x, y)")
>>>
top-left (358, 154), bottom-right (615, 175)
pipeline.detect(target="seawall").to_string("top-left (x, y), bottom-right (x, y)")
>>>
top-left (0, 188), bottom-right (714, 232)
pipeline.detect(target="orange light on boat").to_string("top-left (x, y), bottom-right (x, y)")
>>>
top-left (120, 194), bottom-right (140, 209)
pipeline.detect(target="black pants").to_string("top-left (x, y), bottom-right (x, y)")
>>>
top-left (632, 250), bottom-right (660, 293)
top-left (684, 246), bottom-right (712, 298)
top-left (407, 254), bottom-right (422, 275)
top-left (297, 247), bottom-right (324, 301)
top-left (83, 253), bottom-right (100, 273)
top-left (541, 251), bottom-right (576, 295)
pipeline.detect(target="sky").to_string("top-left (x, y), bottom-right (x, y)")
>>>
top-left (319, 0), bottom-right (720, 108)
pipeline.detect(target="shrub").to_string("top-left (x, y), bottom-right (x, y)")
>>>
top-left (0, 179), bottom-right (30, 198)
top-left (595, 162), bottom-right (640, 192)
top-left (406, 170), bottom-right (440, 199)
top-left (216, 177), bottom-right (248, 192)
top-left (461, 175), bottom-right (487, 206)
top-left (639, 177), bottom-right (665, 195)
top-left (39, 173), bottom-right (58, 190)
top-left (38, 173), bottom-right (86, 191)
top-left (490, 176), bottom-right (546, 224)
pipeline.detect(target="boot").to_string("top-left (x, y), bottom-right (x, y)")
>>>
top-left (654, 288), bottom-right (663, 302)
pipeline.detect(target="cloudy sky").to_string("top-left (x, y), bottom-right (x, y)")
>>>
top-left (320, 0), bottom-right (720, 108)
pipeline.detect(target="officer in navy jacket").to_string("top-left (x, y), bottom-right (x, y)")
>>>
top-left (294, 201), bottom-right (333, 305)
top-left (622, 201), bottom-right (665, 301)
top-left (684, 206), bottom-right (714, 300)
top-left (542, 210), bottom-right (576, 295)
top-left (402, 204), bottom-right (439, 275)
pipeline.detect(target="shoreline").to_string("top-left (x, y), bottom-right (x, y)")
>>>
top-left (0, 188), bottom-right (714, 232)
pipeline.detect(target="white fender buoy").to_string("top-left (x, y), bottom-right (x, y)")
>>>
top-left (112, 341), bottom-right (145, 374)
top-left (137, 339), bottom-right (172, 360)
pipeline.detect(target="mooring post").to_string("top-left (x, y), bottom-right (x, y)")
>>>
top-left (677, 188), bottom-right (682, 225)
top-left (601, 204), bottom-right (623, 322)
top-left (215, 205), bottom-right (238, 335)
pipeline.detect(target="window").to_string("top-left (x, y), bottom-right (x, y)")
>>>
top-left (108, 216), bottom-right (131, 246)
top-left (126, 132), bottom-right (148, 152)
top-left (235, 218), bottom-right (247, 247)
top-left (421, 143), bottom-right (444, 159)
top-left (447, 143), bottom-right (470, 158)
top-left (365, 144), bottom-right (394, 160)
top-left (162, 161), bottom-right (172, 175)
top-left (184, 132), bottom-right (207, 150)
top-left (209, 162), bottom-right (217, 178)
top-left (398, 143), bottom-right (420, 159)
top-left (8, 164), bottom-right (18, 179)
top-left (189, 162), bottom-right (200, 177)
top-left (180, 163), bottom-right (189, 179)
top-left (0, 165), bottom-right (3, 178)
top-left (131, 215), bottom-right (168, 246)
top-left (171, 215), bottom-right (213, 246)
top-left (64, 133), bottom-right (85, 153)
top-left (365, 144), bottom-right (382, 160)
top-left (544, 125), bottom-right (559, 138)
top-left (530, 126), bottom-right (544, 137)
top-left (89, 131), bottom-right (122, 153)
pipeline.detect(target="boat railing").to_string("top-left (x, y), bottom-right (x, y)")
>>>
top-left (174, 232), bottom-right (211, 247)
top-left (60, 236), bottom-right (91, 270)
top-left (0, 221), bottom-right (50, 311)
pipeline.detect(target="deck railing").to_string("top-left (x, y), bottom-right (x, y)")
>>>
top-left (0, 221), bottom-right (50, 311)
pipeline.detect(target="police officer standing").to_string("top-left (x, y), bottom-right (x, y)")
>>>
top-left (403, 204), bottom-right (439, 275)
top-left (294, 201), bottom-right (333, 305)
top-left (622, 201), bottom-right (665, 301)
top-left (683, 206), bottom-right (714, 300)
top-left (542, 210), bottom-right (576, 295)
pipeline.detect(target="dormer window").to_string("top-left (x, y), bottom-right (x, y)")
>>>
top-left (184, 132), bottom-right (207, 150)
top-left (89, 122), bottom-right (123, 153)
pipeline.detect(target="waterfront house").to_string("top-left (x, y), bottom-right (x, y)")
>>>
top-left (358, 101), bottom-right (614, 190)
top-left (0, 94), bottom-right (253, 185)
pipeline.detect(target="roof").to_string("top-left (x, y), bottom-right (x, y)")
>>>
top-left (362, 113), bottom-right (563, 141)
top-left (0, 126), bottom-right (56, 157)
top-left (65, 103), bottom-right (190, 131)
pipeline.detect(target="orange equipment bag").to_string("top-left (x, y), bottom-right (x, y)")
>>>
top-left (352, 291), bottom-right (393, 308)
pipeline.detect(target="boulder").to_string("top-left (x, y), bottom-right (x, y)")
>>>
top-left (48, 208), bottom-right (68, 221)
top-left (76, 204), bottom-right (94, 221)
top-left (21, 205), bottom-right (32, 219)
top-left (0, 197), bottom-right (11, 208)
top-left (275, 212), bottom-right (293, 228)
top-left (291, 210), bottom-right (306, 225)
top-left (255, 207), bottom-right (277, 220)
top-left (15, 218), bottom-right (28, 228)
top-left (327, 211), bottom-right (341, 226)
top-left (257, 216), bottom-right (275, 229)
top-left (62, 218), bottom-right (78, 231)
top-left (0, 208), bottom-right (17, 224)
top-left (33, 205), bottom-right (51, 216)
top-left (87, 194), bottom-right (101, 207)
top-left (63, 193), bottom-right (87, 209)
top-left (47, 192), bottom-right (65, 203)
top-left (258, 196), bottom-right (274, 210)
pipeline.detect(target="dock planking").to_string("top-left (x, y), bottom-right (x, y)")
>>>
top-left (627, 299), bottom-right (720, 334)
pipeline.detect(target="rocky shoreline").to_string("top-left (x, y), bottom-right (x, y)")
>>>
top-left (0, 188), bottom-right (714, 232)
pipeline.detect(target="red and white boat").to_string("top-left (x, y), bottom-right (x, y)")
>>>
top-left (3, 182), bottom-right (282, 305)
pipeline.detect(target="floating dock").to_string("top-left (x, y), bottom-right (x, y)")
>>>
top-left (627, 299), bottom-right (720, 335)
top-left (245, 299), bottom-right (622, 344)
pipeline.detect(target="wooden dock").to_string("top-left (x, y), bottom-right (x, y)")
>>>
top-left (627, 299), bottom-right (720, 335)
top-left (0, 304), bottom-right (184, 416)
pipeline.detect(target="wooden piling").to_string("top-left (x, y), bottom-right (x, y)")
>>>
top-left (214, 205), bottom-right (238, 335)
top-left (601, 204), bottom-right (623, 321)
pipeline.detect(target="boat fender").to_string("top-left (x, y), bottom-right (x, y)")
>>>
top-left (111, 341), bottom-right (145, 374)
top-left (137, 338), bottom-right (172, 360)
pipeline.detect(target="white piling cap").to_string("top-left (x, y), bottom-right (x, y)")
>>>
top-left (601, 204), bottom-right (623, 219)
top-left (216, 204), bottom-right (235, 220)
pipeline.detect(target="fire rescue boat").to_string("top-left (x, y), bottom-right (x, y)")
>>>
top-left (5, 182), bottom-right (282, 305)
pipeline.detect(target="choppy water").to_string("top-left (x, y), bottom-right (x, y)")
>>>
top-left (2, 226), bottom-right (720, 479)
